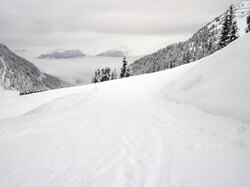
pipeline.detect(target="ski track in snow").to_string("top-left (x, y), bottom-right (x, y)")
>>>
top-left (1, 81), bottom-right (249, 187)
top-left (1, 35), bottom-right (250, 186)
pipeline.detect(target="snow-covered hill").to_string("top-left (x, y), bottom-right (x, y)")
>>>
top-left (130, 0), bottom-right (250, 75)
top-left (38, 50), bottom-right (86, 59)
top-left (0, 34), bottom-right (250, 186)
top-left (0, 43), bottom-right (71, 92)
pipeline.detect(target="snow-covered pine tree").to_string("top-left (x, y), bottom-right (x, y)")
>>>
top-left (100, 67), bottom-right (111, 82)
top-left (120, 57), bottom-right (129, 78)
top-left (125, 67), bottom-right (130, 77)
top-left (92, 67), bottom-right (114, 83)
top-left (219, 10), bottom-right (230, 48)
top-left (246, 15), bottom-right (250, 33)
top-left (228, 5), bottom-right (238, 43)
top-left (229, 20), bottom-right (239, 42)
top-left (92, 69), bottom-right (101, 83)
top-left (111, 69), bottom-right (118, 80)
top-left (219, 5), bottom-right (238, 48)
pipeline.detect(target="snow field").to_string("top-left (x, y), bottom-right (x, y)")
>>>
top-left (0, 34), bottom-right (250, 186)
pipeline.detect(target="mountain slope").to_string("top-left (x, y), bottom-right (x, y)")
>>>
top-left (130, 0), bottom-right (250, 75)
top-left (0, 43), bottom-right (71, 92)
top-left (0, 34), bottom-right (249, 186)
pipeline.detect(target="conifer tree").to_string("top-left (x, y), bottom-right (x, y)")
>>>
top-left (120, 57), bottom-right (129, 78)
top-left (229, 20), bottom-right (238, 42)
top-left (228, 5), bottom-right (238, 43)
top-left (219, 5), bottom-right (238, 48)
top-left (111, 69), bottom-right (118, 80)
top-left (92, 67), bottom-right (115, 83)
top-left (246, 15), bottom-right (250, 33)
top-left (125, 67), bottom-right (130, 77)
top-left (92, 69), bottom-right (100, 83)
top-left (219, 12), bottom-right (230, 48)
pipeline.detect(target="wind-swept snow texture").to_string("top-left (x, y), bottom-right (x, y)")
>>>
top-left (166, 33), bottom-right (250, 124)
top-left (0, 34), bottom-right (250, 187)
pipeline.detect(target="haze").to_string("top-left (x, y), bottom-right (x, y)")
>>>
top-left (0, 0), bottom-right (240, 55)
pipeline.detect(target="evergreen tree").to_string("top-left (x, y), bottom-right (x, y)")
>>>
top-left (92, 69), bottom-right (101, 83)
top-left (228, 5), bottom-right (238, 43)
top-left (219, 5), bottom-right (238, 48)
top-left (169, 60), bottom-right (173, 69)
top-left (219, 12), bottom-right (230, 48)
top-left (92, 67), bottom-right (114, 83)
top-left (120, 57), bottom-right (129, 78)
top-left (111, 69), bottom-right (118, 80)
top-left (228, 20), bottom-right (238, 42)
top-left (246, 15), bottom-right (250, 33)
top-left (184, 50), bottom-right (191, 63)
top-left (100, 67), bottom-right (111, 82)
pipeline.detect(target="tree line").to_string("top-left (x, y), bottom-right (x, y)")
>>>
top-left (92, 57), bottom-right (130, 83)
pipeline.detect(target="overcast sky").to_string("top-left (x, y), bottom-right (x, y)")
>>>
top-left (0, 0), bottom-right (240, 55)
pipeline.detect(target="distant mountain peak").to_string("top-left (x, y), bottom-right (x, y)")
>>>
top-left (38, 50), bottom-right (86, 59)
top-left (97, 47), bottom-right (131, 57)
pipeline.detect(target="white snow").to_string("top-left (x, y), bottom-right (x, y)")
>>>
top-left (0, 34), bottom-right (250, 187)
top-left (166, 34), bottom-right (250, 124)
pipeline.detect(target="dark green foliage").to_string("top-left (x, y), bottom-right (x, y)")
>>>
top-left (120, 57), bottom-right (130, 78)
top-left (219, 14), bottom-right (230, 48)
top-left (111, 69), bottom-right (118, 80)
top-left (246, 15), bottom-right (250, 33)
top-left (92, 57), bottom-right (130, 84)
top-left (219, 5), bottom-right (238, 48)
top-left (229, 20), bottom-right (239, 42)
top-left (100, 67), bottom-right (111, 82)
top-left (92, 67), bottom-right (117, 83)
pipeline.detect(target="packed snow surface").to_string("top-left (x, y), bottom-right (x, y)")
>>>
top-left (0, 34), bottom-right (250, 187)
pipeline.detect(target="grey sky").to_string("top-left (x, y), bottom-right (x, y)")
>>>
top-left (0, 0), bottom-right (240, 55)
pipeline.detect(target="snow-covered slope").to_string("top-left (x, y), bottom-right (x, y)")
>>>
top-left (130, 0), bottom-right (250, 75)
top-left (0, 34), bottom-right (250, 186)
top-left (166, 33), bottom-right (250, 124)
top-left (0, 43), bottom-right (71, 92)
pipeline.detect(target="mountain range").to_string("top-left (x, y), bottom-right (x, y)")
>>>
top-left (38, 50), bottom-right (86, 59)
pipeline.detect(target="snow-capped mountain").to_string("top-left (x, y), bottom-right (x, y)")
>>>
top-left (129, 0), bottom-right (250, 76)
top-left (0, 43), bottom-right (71, 92)
top-left (97, 47), bottom-right (131, 57)
top-left (38, 50), bottom-right (86, 59)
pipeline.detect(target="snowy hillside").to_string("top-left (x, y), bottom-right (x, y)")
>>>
top-left (0, 33), bottom-right (249, 186)
top-left (130, 0), bottom-right (250, 75)
top-left (166, 34), bottom-right (250, 124)
top-left (0, 43), bottom-right (71, 92)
